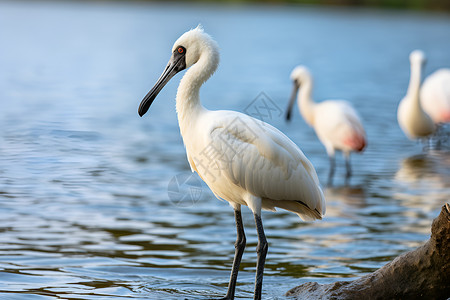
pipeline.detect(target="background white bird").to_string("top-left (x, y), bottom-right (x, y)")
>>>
top-left (420, 68), bottom-right (450, 125)
top-left (138, 27), bottom-right (325, 300)
top-left (286, 65), bottom-right (367, 186)
top-left (397, 50), bottom-right (435, 140)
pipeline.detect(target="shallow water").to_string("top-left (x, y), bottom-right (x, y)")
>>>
top-left (0, 1), bottom-right (449, 299)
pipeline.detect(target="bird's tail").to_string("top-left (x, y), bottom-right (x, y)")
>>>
top-left (263, 198), bottom-right (324, 222)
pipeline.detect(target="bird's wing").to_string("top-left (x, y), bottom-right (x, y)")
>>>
top-left (316, 101), bottom-right (366, 150)
top-left (201, 111), bottom-right (325, 216)
top-left (340, 102), bottom-right (366, 136)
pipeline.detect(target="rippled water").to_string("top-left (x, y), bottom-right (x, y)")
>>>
top-left (0, 1), bottom-right (449, 299)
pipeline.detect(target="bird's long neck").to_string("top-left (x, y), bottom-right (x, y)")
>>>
top-left (298, 75), bottom-right (316, 126)
top-left (176, 48), bottom-right (219, 136)
top-left (406, 61), bottom-right (423, 109)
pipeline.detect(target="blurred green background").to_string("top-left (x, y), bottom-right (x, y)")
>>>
top-left (104, 0), bottom-right (450, 11)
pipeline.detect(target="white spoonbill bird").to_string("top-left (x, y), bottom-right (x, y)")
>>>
top-left (420, 68), bottom-right (450, 125)
top-left (138, 27), bottom-right (325, 300)
top-left (397, 50), bottom-right (435, 140)
top-left (286, 66), bottom-right (366, 186)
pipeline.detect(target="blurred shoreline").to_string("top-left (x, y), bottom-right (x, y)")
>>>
top-left (4, 0), bottom-right (450, 12)
top-left (101, 0), bottom-right (450, 12)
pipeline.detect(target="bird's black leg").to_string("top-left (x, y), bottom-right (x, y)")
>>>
top-left (221, 208), bottom-right (246, 300)
top-left (434, 124), bottom-right (442, 150)
top-left (344, 154), bottom-right (352, 184)
top-left (327, 155), bottom-right (336, 187)
top-left (253, 213), bottom-right (268, 300)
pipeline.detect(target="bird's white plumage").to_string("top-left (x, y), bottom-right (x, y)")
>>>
top-left (313, 100), bottom-right (366, 155)
top-left (420, 68), bottom-right (450, 124)
top-left (188, 110), bottom-right (325, 220)
top-left (172, 28), bottom-right (325, 220)
top-left (290, 66), bottom-right (366, 157)
top-left (397, 50), bottom-right (435, 139)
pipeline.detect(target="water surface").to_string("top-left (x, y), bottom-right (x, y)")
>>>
top-left (0, 1), bottom-right (449, 299)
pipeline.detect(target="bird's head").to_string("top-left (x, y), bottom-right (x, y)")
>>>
top-left (138, 26), bottom-right (219, 117)
top-left (409, 49), bottom-right (426, 67)
top-left (286, 65), bottom-right (311, 121)
top-left (290, 65), bottom-right (312, 85)
top-left (171, 25), bottom-right (219, 69)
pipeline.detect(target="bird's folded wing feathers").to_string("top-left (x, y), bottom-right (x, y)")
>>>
top-left (205, 112), bottom-right (324, 214)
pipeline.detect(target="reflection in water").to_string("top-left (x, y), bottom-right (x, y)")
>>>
top-left (325, 185), bottom-right (367, 209)
top-left (394, 151), bottom-right (450, 214)
top-left (395, 151), bottom-right (450, 191)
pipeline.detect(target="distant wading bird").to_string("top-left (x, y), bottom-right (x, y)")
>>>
top-left (138, 27), bottom-right (325, 300)
top-left (286, 66), bottom-right (366, 186)
top-left (398, 50), bottom-right (435, 141)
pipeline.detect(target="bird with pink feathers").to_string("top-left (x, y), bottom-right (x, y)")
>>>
top-left (286, 66), bottom-right (367, 186)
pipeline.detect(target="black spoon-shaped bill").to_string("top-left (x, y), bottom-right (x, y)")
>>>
top-left (138, 46), bottom-right (187, 117)
top-left (286, 80), bottom-right (300, 122)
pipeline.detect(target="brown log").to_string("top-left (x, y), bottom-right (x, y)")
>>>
top-left (286, 203), bottom-right (450, 300)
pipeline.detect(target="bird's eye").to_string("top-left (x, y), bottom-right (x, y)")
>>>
top-left (178, 47), bottom-right (184, 54)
